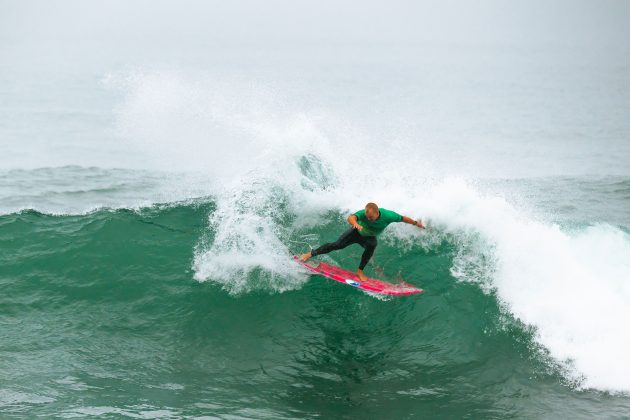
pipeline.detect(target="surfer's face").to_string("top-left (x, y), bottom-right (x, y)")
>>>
top-left (365, 207), bottom-right (379, 221)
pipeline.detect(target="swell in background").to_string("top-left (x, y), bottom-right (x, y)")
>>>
top-left (2, 67), bottom-right (629, 393)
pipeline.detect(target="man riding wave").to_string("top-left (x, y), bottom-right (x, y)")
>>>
top-left (300, 202), bottom-right (425, 281)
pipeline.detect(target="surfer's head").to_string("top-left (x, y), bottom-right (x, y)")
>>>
top-left (365, 202), bottom-right (380, 221)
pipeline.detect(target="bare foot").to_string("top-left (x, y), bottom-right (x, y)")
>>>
top-left (357, 269), bottom-right (367, 281)
top-left (299, 252), bottom-right (312, 262)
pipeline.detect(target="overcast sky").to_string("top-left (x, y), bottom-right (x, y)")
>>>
top-left (2, 0), bottom-right (629, 50)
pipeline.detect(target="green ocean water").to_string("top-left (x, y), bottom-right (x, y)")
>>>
top-left (2, 199), bottom-right (630, 418)
top-left (3, 2), bottom-right (630, 416)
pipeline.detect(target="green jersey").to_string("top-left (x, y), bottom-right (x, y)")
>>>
top-left (353, 208), bottom-right (403, 237)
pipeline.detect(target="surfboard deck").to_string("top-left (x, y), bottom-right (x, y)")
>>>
top-left (294, 256), bottom-right (423, 296)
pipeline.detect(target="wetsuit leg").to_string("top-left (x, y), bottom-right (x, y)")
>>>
top-left (358, 235), bottom-right (377, 270)
top-left (311, 228), bottom-right (361, 257)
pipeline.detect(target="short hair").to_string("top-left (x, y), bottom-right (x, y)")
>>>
top-left (365, 202), bottom-right (379, 212)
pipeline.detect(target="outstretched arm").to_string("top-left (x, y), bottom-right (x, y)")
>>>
top-left (401, 215), bottom-right (425, 229)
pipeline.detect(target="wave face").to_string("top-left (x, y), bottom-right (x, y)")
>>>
top-left (2, 60), bottom-right (630, 417)
top-left (2, 171), bottom-right (630, 418)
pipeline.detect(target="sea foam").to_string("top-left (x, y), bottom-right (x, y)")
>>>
top-left (31, 70), bottom-right (630, 392)
top-left (422, 177), bottom-right (630, 393)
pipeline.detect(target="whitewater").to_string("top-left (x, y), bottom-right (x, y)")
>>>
top-left (2, 1), bottom-right (630, 417)
top-left (2, 69), bottom-right (629, 396)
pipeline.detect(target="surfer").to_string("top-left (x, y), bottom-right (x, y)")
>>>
top-left (300, 202), bottom-right (425, 281)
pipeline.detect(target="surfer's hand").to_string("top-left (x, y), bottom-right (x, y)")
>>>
top-left (416, 219), bottom-right (426, 229)
top-left (353, 223), bottom-right (363, 230)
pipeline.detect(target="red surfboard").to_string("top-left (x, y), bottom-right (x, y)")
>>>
top-left (294, 256), bottom-right (423, 296)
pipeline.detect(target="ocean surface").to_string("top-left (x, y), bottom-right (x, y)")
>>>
top-left (2, 1), bottom-right (630, 418)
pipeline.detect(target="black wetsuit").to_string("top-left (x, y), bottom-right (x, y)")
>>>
top-left (310, 228), bottom-right (377, 270)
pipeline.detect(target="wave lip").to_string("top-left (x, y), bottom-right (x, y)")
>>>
top-left (427, 178), bottom-right (630, 392)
